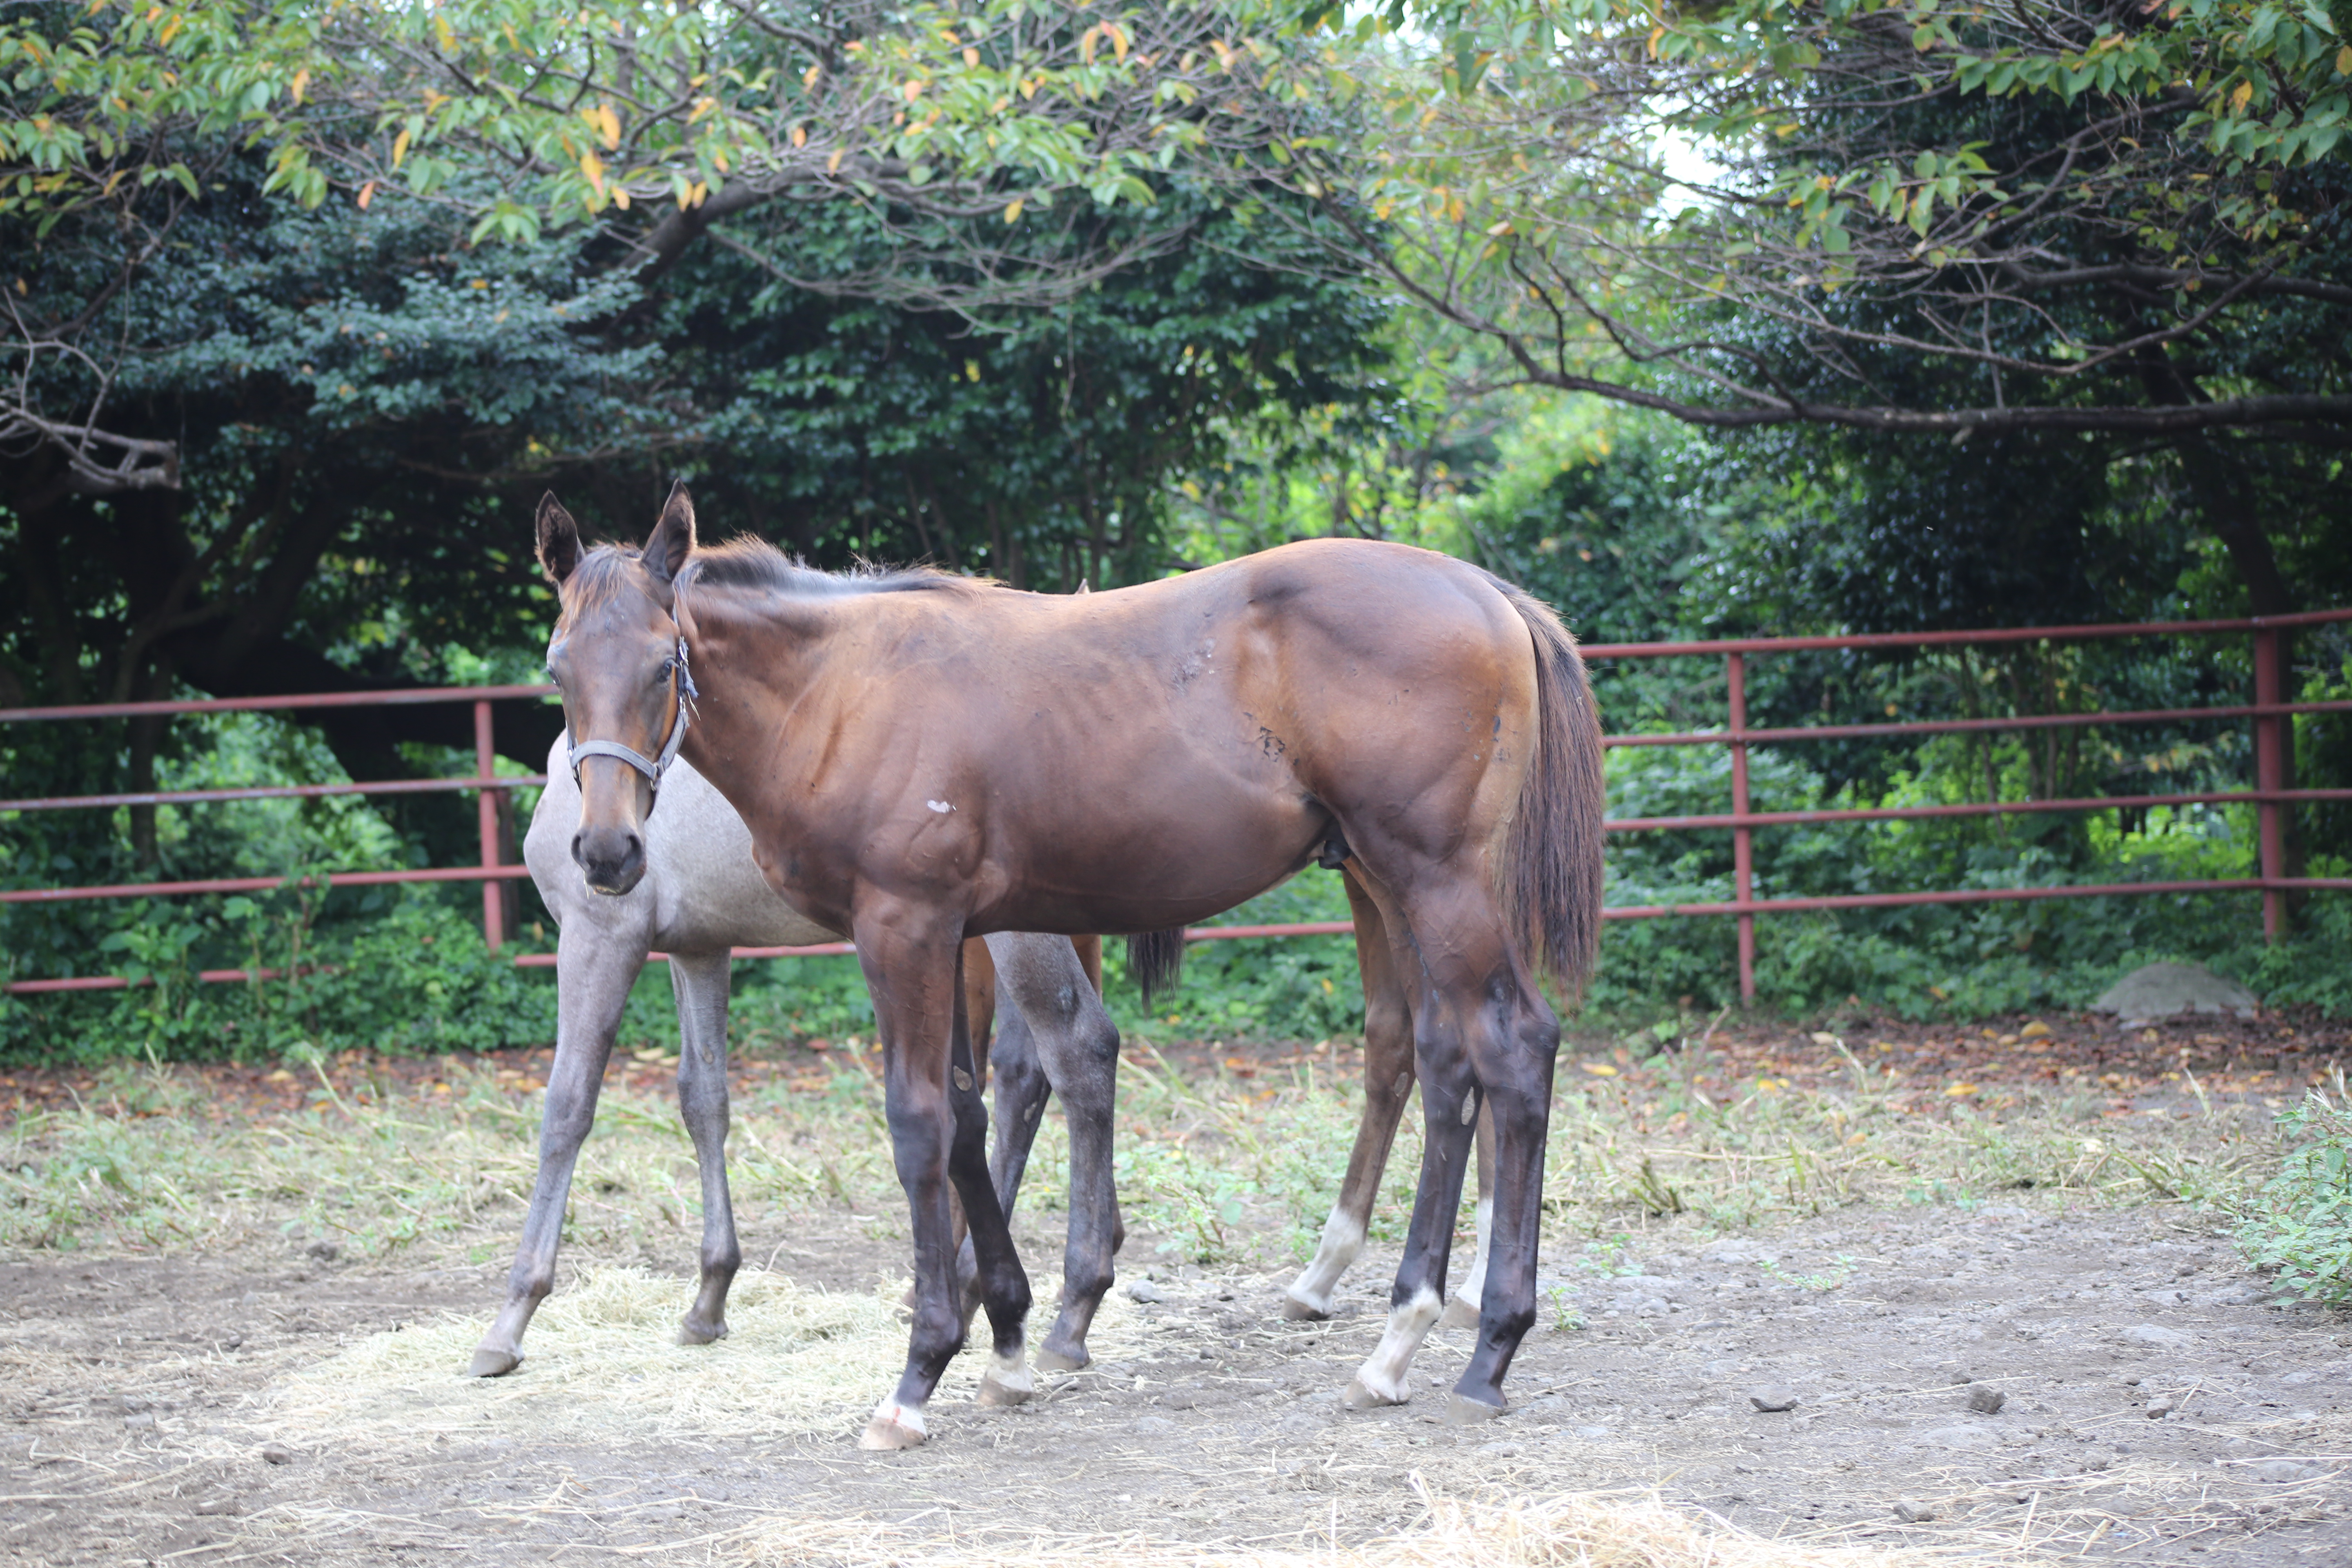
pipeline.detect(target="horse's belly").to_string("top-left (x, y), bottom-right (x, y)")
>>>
top-left (983, 779), bottom-right (1322, 935)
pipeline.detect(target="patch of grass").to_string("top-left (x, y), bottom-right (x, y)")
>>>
top-left (2235, 1083), bottom-right (2352, 1307)
top-left (0, 1039), bottom-right (2282, 1276)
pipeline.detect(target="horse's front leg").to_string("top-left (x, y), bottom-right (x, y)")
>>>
top-left (668, 949), bottom-right (739, 1345)
top-left (859, 913), bottom-right (1032, 1450)
top-left (985, 932), bottom-right (1121, 1372)
top-left (470, 931), bottom-right (641, 1376)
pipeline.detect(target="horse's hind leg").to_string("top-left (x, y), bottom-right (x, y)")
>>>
top-left (985, 932), bottom-right (1121, 1372)
top-left (470, 931), bottom-right (643, 1377)
top-left (670, 950), bottom-right (740, 1346)
top-left (1344, 873), bottom-right (1557, 1423)
top-left (1286, 867), bottom-right (1415, 1321)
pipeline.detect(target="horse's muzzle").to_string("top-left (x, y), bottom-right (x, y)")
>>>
top-left (573, 825), bottom-right (646, 895)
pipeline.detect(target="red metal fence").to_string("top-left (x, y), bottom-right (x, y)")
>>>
top-left (4, 607), bottom-right (2350, 1005)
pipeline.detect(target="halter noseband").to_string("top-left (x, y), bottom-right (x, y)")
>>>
top-left (567, 637), bottom-right (699, 800)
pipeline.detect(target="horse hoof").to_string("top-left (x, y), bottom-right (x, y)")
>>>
top-left (466, 1346), bottom-right (521, 1379)
top-left (1439, 1297), bottom-right (1481, 1331)
top-left (676, 1319), bottom-right (729, 1346)
top-left (1341, 1377), bottom-right (1403, 1411)
top-left (976, 1374), bottom-right (1033, 1408)
top-left (1281, 1294), bottom-right (1330, 1322)
top-left (1033, 1346), bottom-right (1089, 1374)
top-left (977, 1353), bottom-right (1035, 1407)
top-left (858, 1414), bottom-right (928, 1450)
top-left (1445, 1392), bottom-right (1505, 1425)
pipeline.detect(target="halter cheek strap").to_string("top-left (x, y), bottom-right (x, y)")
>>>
top-left (567, 638), bottom-right (699, 800)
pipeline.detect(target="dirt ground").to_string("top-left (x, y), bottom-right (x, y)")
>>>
top-left (4, 1009), bottom-right (2350, 1566)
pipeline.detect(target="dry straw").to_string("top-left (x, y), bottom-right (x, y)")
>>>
top-left (264, 1263), bottom-right (1150, 1448)
top-left (719, 1484), bottom-right (1982, 1568)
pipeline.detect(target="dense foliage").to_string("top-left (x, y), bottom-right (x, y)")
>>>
top-left (2, 1), bottom-right (2347, 1063)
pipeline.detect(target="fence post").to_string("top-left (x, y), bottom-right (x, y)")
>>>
top-left (474, 697), bottom-right (504, 952)
top-left (1729, 651), bottom-right (1755, 1007)
top-left (2254, 627), bottom-right (2285, 942)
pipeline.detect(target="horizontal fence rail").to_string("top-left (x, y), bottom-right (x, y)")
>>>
top-left (4, 608), bottom-right (2348, 1004)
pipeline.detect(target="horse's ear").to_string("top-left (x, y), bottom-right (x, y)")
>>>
top-left (536, 492), bottom-right (581, 584)
top-left (645, 480), bottom-right (697, 587)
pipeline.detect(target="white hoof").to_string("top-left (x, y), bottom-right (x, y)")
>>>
top-left (858, 1399), bottom-right (929, 1450)
top-left (1282, 1290), bottom-right (1332, 1322)
top-left (1342, 1375), bottom-right (1406, 1410)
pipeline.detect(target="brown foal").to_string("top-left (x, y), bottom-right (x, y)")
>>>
top-left (536, 483), bottom-right (1603, 1448)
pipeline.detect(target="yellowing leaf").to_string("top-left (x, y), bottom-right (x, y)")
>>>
top-left (2020, 1020), bottom-right (2053, 1038)
top-left (790, 124), bottom-right (806, 148)
top-left (1002, 196), bottom-right (1023, 222)
top-left (904, 78), bottom-right (924, 102)
top-left (1081, 24), bottom-right (1099, 64)
top-left (1945, 1082), bottom-right (1979, 1096)
top-left (1107, 22), bottom-right (1129, 61)
top-left (964, 360), bottom-right (980, 382)
top-left (580, 151), bottom-right (605, 194)
top-left (434, 13), bottom-right (457, 54)
top-left (355, 179), bottom-right (375, 209)
top-left (159, 14), bottom-right (181, 45)
top-left (392, 127), bottom-right (410, 169)
top-left (595, 105), bottom-right (620, 149)
top-left (827, 148), bottom-right (844, 174)
top-left (963, 46), bottom-right (979, 68)
top-left (2230, 79), bottom-right (2253, 112)
top-left (609, 185), bottom-right (630, 210)
top-left (290, 69), bottom-right (309, 106)
top-left (804, 64), bottom-right (822, 89)
top-left (1581, 1061), bottom-right (1617, 1076)
top-left (2338, 46), bottom-right (2351, 76)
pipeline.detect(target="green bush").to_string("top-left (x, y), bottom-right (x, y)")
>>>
top-left (2238, 1090), bottom-right (2352, 1307)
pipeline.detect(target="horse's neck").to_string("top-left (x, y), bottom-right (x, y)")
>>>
top-left (676, 585), bottom-right (833, 809)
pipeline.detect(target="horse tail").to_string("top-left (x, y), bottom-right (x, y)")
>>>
top-left (1488, 576), bottom-right (1607, 1000)
top-left (1126, 929), bottom-right (1187, 1007)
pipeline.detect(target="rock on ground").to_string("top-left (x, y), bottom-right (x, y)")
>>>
top-left (2093, 962), bottom-right (2260, 1025)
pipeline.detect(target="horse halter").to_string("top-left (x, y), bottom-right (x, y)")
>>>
top-left (566, 636), bottom-right (699, 801)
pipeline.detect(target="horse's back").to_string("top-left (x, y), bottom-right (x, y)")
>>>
top-left (526, 739), bottom-right (837, 952)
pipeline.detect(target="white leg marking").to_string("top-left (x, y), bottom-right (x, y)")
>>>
top-left (1285, 1208), bottom-right (1367, 1316)
top-left (1353, 1285), bottom-right (1443, 1403)
top-left (867, 1396), bottom-right (928, 1438)
top-left (1459, 1194), bottom-right (1492, 1307)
